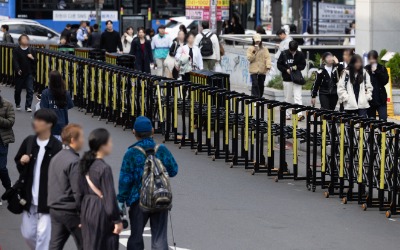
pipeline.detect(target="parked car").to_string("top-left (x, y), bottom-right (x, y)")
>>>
top-left (165, 17), bottom-right (199, 38)
top-left (0, 19), bottom-right (60, 45)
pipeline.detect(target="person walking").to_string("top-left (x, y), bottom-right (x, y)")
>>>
top-left (1, 25), bottom-right (14, 43)
top-left (0, 94), bottom-right (15, 197)
top-left (365, 50), bottom-right (389, 120)
top-left (13, 34), bottom-right (36, 112)
top-left (117, 116), bottom-right (178, 250)
top-left (151, 25), bottom-right (172, 76)
top-left (87, 24), bottom-right (101, 49)
top-left (194, 21), bottom-right (221, 70)
top-left (40, 71), bottom-right (74, 140)
top-left (15, 109), bottom-right (62, 250)
top-left (76, 21), bottom-right (89, 47)
top-left (79, 128), bottom-right (122, 250)
top-left (277, 40), bottom-right (306, 120)
top-left (47, 124), bottom-right (84, 250)
top-left (101, 20), bottom-right (123, 53)
top-left (60, 24), bottom-right (72, 44)
top-left (175, 32), bottom-right (203, 80)
top-left (121, 26), bottom-right (135, 54)
top-left (247, 33), bottom-right (271, 98)
top-left (337, 54), bottom-right (373, 117)
top-left (130, 27), bottom-right (153, 74)
top-left (166, 30), bottom-right (186, 79)
top-left (275, 28), bottom-right (292, 60)
top-left (311, 52), bottom-right (341, 110)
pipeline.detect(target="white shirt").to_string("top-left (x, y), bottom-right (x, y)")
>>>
top-left (194, 29), bottom-right (221, 61)
top-left (31, 138), bottom-right (49, 205)
top-left (325, 65), bottom-right (333, 77)
top-left (175, 45), bottom-right (203, 70)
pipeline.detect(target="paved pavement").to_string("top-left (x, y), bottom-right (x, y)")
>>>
top-left (1, 85), bottom-right (400, 250)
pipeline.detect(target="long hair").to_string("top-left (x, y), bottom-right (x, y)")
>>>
top-left (80, 128), bottom-right (110, 175)
top-left (348, 54), bottom-right (364, 84)
top-left (49, 70), bottom-right (67, 108)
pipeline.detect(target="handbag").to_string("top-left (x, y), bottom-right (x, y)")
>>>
top-left (164, 41), bottom-right (179, 72)
top-left (1, 135), bottom-right (34, 214)
top-left (283, 51), bottom-right (305, 85)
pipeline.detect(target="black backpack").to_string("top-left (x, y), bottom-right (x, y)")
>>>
top-left (199, 32), bottom-right (214, 57)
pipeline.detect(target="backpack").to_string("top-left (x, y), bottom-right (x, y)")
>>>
top-left (134, 145), bottom-right (172, 212)
top-left (199, 32), bottom-right (214, 57)
top-left (5, 33), bottom-right (14, 44)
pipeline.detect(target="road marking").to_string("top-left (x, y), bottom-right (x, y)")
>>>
top-left (119, 228), bottom-right (191, 249)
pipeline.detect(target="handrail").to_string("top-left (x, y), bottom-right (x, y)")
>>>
top-left (221, 34), bottom-right (355, 39)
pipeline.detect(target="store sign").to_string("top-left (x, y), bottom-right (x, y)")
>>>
top-left (313, 3), bottom-right (355, 34)
top-left (185, 0), bottom-right (229, 21)
top-left (53, 10), bottom-right (118, 22)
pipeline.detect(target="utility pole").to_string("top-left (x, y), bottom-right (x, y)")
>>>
top-left (95, 0), bottom-right (102, 27)
top-left (210, 0), bottom-right (217, 33)
top-left (272, 0), bottom-right (282, 32)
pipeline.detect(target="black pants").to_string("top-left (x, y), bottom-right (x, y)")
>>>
top-left (127, 201), bottom-right (168, 250)
top-left (250, 74), bottom-right (266, 98)
top-left (368, 104), bottom-right (387, 121)
top-left (14, 74), bottom-right (33, 109)
top-left (49, 209), bottom-right (83, 250)
top-left (0, 143), bottom-right (11, 190)
top-left (319, 94), bottom-right (338, 110)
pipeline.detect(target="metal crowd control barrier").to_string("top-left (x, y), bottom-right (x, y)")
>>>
top-left (1, 43), bottom-right (400, 219)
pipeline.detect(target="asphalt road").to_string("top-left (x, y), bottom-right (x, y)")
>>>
top-left (0, 85), bottom-right (400, 250)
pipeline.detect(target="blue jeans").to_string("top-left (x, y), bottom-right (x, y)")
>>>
top-left (0, 144), bottom-right (11, 189)
top-left (346, 109), bottom-right (368, 118)
top-left (14, 74), bottom-right (33, 109)
top-left (368, 104), bottom-right (387, 121)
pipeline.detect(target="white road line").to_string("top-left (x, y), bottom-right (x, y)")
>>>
top-left (119, 229), bottom-right (191, 249)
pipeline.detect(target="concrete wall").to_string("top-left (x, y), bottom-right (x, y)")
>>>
top-left (356, 0), bottom-right (400, 53)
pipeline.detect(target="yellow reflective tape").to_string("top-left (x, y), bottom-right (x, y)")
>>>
top-left (156, 83), bottom-right (163, 122)
top-left (131, 78), bottom-right (136, 116)
top-left (45, 55), bottom-right (49, 86)
top-left (84, 65), bottom-right (88, 98)
top-left (105, 71), bottom-right (109, 106)
top-left (91, 67), bottom-right (95, 101)
top-left (52, 57), bottom-right (55, 70)
top-left (358, 127), bottom-right (364, 183)
top-left (244, 103), bottom-right (249, 151)
top-left (380, 132), bottom-right (387, 190)
top-left (233, 98), bottom-right (236, 138)
top-left (141, 80), bottom-right (145, 116)
top-left (293, 114), bottom-right (298, 165)
top-left (251, 104), bottom-right (255, 145)
top-left (225, 99), bottom-right (229, 145)
top-left (98, 70), bottom-right (102, 104)
top-left (121, 76), bottom-right (126, 112)
top-left (65, 61), bottom-right (69, 90)
top-left (339, 123), bottom-right (345, 178)
top-left (58, 58), bottom-right (62, 73)
top-left (321, 119), bottom-right (327, 172)
top-left (113, 74), bottom-right (117, 110)
top-left (207, 94), bottom-right (211, 139)
top-left (267, 108), bottom-right (272, 157)
top-left (190, 90), bottom-right (194, 133)
top-left (174, 87), bottom-right (178, 128)
top-left (73, 63), bottom-right (77, 96)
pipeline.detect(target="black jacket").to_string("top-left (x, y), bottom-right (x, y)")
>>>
top-left (365, 64), bottom-right (389, 106)
top-left (12, 46), bottom-right (37, 77)
top-left (277, 50), bottom-right (306, 82)
top-left (61, 28), bottom-right (72, 43)
top-left (311, 65), bottom-right (340, 97)
top-left (15, 135), bottom-right (62, 213)
top-left (100, 30), bottom-right (123, 53)
top-left (169, 39), bottom-right (185, 57)
top-left (130, 38), bottom-right (153, 73)
top-left (88, 31), bottom-right (101, 49)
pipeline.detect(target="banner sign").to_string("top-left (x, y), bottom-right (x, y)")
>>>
top-left (185, 0), bottom-right (229, 21)
top-left (313, 3), bottom-right (355, 34)
top-left (53, 10), bottom-right (118, 22)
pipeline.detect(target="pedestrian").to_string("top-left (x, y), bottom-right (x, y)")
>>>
top-left (337, 54), bottom-right (373, 117)
top-left (76, 21), bottom-right (89, 47)
top-left (247, 33), bottom-right (272, 98)
top-left (146, 28), bottom-right (155, 41)
top-left (151, 25), bottom-right (172, 76)
top-left (16, 109), bottom-right (62, 250)
top-left (79, 128), bottom-right (122, 250)
top-left (179, 24), bottom-right (188, 35)
top-left (175, 32), bottom-right (203, 80)
top-left (0, 94), bottom-right (15, 196)
top-left (87, 24), bottom-right (101, 49)
top-left (277, 40), bottom-right (306, 120)
top-left (1, 25), bottom-right (14, 43)
top-left (60, 24), bottom-right (72, 44)
top-left (12, 34), bottom-right (36, 112)
top-left (130, 27), bottom-right (153, 74)
top-left (40, 70), bottom-right (74, 140)
top-left (194, 21), bottom-right (221, 70)
top-left (225, 14), bottom-right (245, 35)
top-left (117, 116), bottom-right (178, 250)
top-left (290, 24), bottom-right (304, 45)
top-left (311, 52), bottom-right (341, 110)
top-left (349, 20), bottom-right (356, 46)
top-left (121, 26), bottom-right (135, 54)
top-left (275, 28), bottom-right (293, 60)
top-left (365, 50), bottom-right (389, 120)
top-left (101, 20), bottom-right (123, 53)
top-left (47, 124), bottom-right (84, 250)
top-left (166, 30), bottom-right (186, 79)
top-left (303, 26), bottom-right (313, 46)
top-left (59, 36), bottom-right (67, 45)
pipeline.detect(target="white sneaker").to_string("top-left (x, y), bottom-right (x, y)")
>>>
top-left (26, 108), bottom-right (32, 112)
top-left (16, 105), bottom-right (21, 111)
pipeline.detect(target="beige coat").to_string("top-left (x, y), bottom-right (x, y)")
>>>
top-left (247, 46), bottom-right (272, 74)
